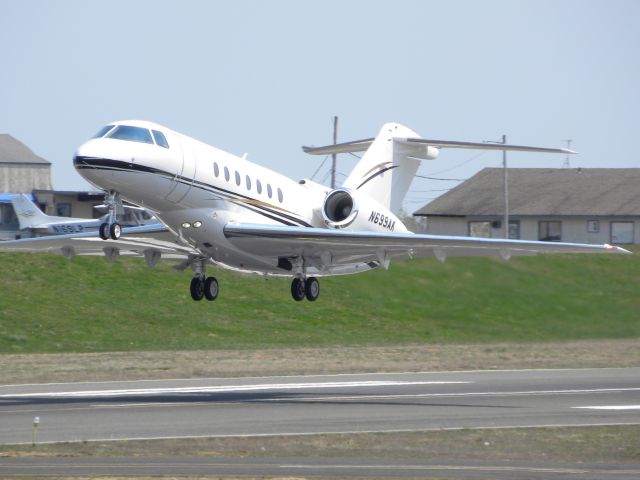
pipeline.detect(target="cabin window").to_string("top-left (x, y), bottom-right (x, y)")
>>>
top-left (224, 166), bottom-right (230, 182)
top-left (246, 175), bottom-right (251, 190)
top-left (151, 130), bottom-right (169, 148)
top-left (213, 162), bottom-right (219, 177)
top-left (267, 184), bottom-right (273, 198)
top-left (277, 187), bottom-right (283, 203)
top-left (235, 171), bottom-right (241, 186)
top-left (256, 179), bottom-right (262, 194)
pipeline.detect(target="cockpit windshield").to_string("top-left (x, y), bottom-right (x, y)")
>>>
top-left (92, 124), bottom-right (170, 148)
top-left (92, 125), bottom-right (115, 138)
top-left (108, 125), bottom-right (154, 144)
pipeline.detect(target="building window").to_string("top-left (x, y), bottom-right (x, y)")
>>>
top-left (587, 220), bottom-right (600, 233)
top-left (508, 220), bottom-right (520, 240)
top-left (469, 221), bottom-right (491, 238)
top-left (611, 222), bottom-right (634, 244)
top-left (539, 221), bottom-right (561, 242)
top-left (56, 203), bottom-right (72, 217)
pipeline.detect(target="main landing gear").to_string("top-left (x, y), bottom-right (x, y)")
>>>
top-left (189, 256), bottom-right (218, 301)
top-left (190, 275), bottom-right (219, 301)
top-left (291, 276), bottom-right (320, 302)
top-left (99, 190), bottom-right (122, 240)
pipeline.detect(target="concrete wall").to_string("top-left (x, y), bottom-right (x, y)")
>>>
top-left (0, 165), bottom-right (52, 192)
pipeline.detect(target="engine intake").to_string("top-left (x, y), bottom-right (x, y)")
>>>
top-left (322, 188), bottom-right (358, 228)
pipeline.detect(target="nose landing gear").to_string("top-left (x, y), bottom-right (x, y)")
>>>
top-left (99, 191), bottom-right (123, 240)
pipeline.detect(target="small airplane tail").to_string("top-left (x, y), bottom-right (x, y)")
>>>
top-left (10, 194), bottom-right (51, 229)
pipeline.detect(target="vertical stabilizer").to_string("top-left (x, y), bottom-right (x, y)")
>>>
top-left (342, 123), bottom-right (423, 214)
top-left (10, 194), bottom-right (51, 229)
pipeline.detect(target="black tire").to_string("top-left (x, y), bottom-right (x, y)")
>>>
top-left (305, 276), bottom-right (320, 301)
top-left (204, 276), bottom-right (219, 301)
top-left (291, 277), bottom-right (305, 302)
top-left (190, 276), bottom-right (204, 301)
top-left (99, 222), bottom-right (109, 240)
top-left (109, 222), bottom-right (121, 240)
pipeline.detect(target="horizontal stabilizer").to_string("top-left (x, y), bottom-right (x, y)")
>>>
top-left (303, 137), bottom-right (576, 156)
top-left (302, 138), bottom-right (374, 155)
top-left (398, 138), bottom-right (577, 154)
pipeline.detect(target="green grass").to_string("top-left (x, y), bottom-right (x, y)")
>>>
top-left (0, 250), bottom-right (638, 353)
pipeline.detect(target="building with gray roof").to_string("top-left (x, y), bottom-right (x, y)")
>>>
top-left (414, 168), bottom-right (640, 245)
top-left (0, 134), bottom-right (52, 192)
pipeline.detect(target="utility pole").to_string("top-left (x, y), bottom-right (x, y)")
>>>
top-left (502, 134), bottom-right (509, 239)
top-left (562, 139), bottom-right (572, 168)
top-left (331, 116), bottom-right (338, 189)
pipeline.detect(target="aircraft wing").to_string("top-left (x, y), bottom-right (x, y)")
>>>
top-left (224, 224), bottom-right (630, 269)
top-left (0, 223), bottom-right (196, 262)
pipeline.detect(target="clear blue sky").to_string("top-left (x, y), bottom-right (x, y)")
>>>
top-left (1, 0), bottom-right (638, 212)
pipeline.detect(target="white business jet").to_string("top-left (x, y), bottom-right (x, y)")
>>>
top-left (0, 121), bottom-right (629, 302)
top-left (10, 193), bottom-right (158, 237)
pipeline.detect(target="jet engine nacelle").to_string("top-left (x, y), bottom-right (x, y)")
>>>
top-left (322, 188), bottom-right (408, 233)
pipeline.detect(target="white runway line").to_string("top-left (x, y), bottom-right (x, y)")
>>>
top-left (573, 405), bottom-right (640, 410)
top-left (0, 380), bottom-right (470, 398)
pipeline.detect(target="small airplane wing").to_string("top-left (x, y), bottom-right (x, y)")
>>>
top-left (0, 223), bottom-right (196, 263)
top-left (224, 224), bottom-right (630, 269)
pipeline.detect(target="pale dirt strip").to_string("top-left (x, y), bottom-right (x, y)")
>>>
top-left (1, 339), bottom-right (638, 385)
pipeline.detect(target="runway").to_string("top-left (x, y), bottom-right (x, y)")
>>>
top-left (1, 368), bottom-right (638, 444)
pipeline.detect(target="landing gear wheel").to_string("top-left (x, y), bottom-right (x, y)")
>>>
top-left (305, 277), bottom-right (320, 301)
top-left (291, 278), bottom-right (305, 302)
top-left (204, 276), bottom-right (219, 301)
top-left (190, 276), bottom-right (204, 301)
top-left (99, 222), bottom-right (109, 240)
top-left (109, 222), bottom-right (121, 240)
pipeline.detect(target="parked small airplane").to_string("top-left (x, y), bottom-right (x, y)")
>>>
top-left (10, 193), bottom-right (158, 237)
top-left (0, 121), bottom-right (629, 301)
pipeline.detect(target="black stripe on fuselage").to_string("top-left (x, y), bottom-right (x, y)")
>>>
top-left (73, 156), bottom-right (313, 227)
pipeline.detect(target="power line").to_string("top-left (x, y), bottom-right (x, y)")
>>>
top-left (415, 174), bottom-right (465, 181)
top-left (427, 150), bottom-right (487, 175)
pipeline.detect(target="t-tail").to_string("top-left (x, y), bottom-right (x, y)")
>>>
top-left (303, 123), bottom-right (436, 216)
top-left (303, 123), bottom-right (575, 218)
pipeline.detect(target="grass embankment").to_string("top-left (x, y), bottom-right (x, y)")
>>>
top-left (0, 250), bottom-right (638, 353)
top-left (1, 426), bottom-right (638, 464)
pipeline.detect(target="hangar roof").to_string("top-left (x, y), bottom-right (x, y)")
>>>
top-left (0, 134), bottom-right (51, 165)
top-left (414, 168), bottom-right (640, 217)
